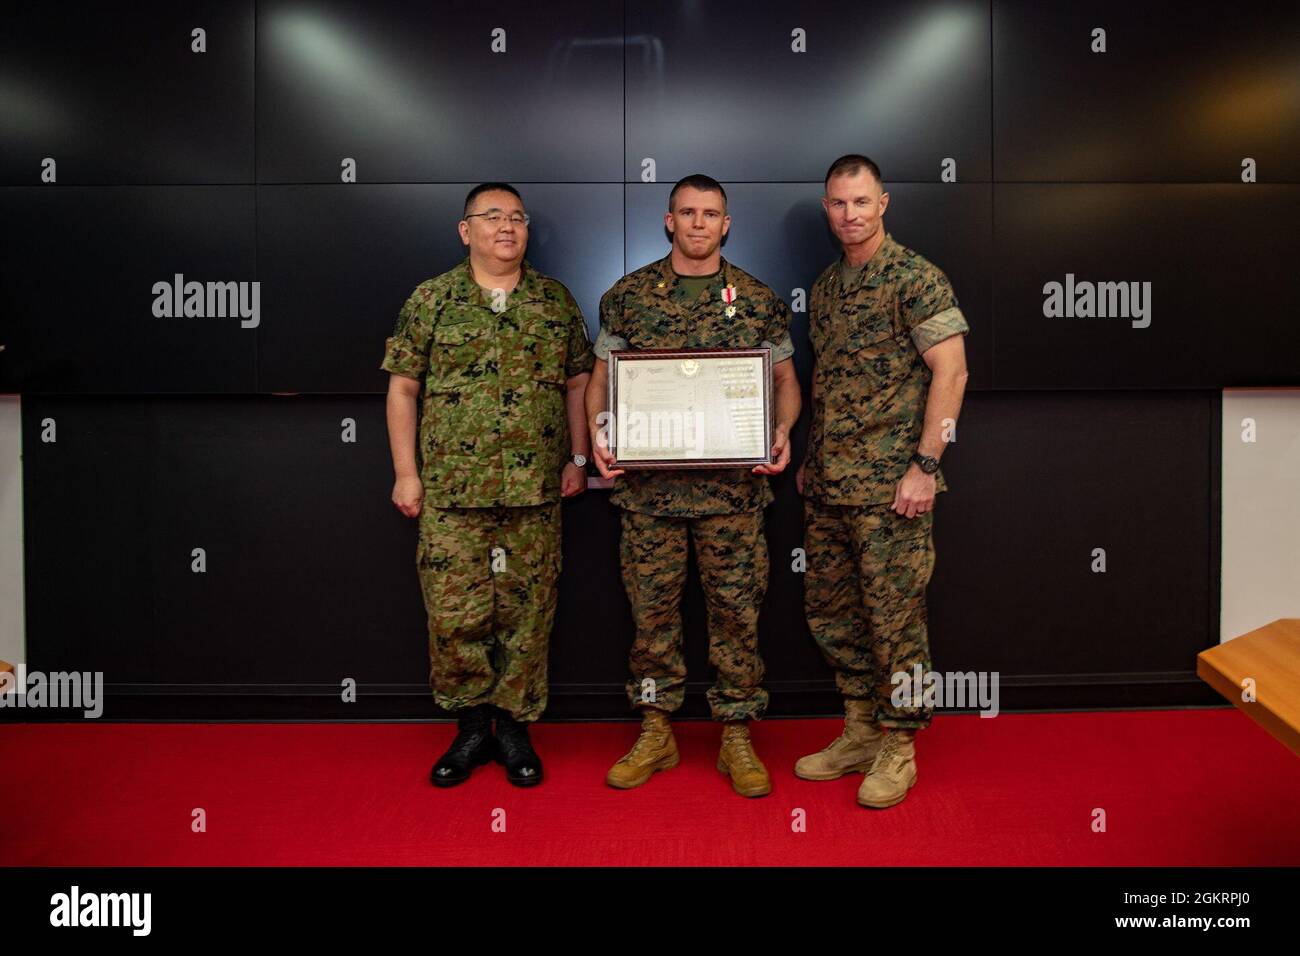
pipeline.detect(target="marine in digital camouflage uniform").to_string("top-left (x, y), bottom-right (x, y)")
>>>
top-left (795, 155), bottom-right (969, 809)
top-left (382, 183), bottom-right (594, 787)
top-left (804, 229), bottom-right (968, 726)
top-left (598, 252), bottom-right (795, 719)
top-left (589, 175), bottom-right (802, 798)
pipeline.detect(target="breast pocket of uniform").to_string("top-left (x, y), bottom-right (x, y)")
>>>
top-left (519, 317), bottom-right (568, 386)
top-left (432, 319), bottom-right (492, 389)
top-left (844, 295), bottom-right (914, 387)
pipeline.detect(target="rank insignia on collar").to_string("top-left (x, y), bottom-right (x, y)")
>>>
top-left (721, 284), bottom-right (737, 304)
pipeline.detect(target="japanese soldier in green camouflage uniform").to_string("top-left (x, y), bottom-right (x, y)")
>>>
top-left (585, 174), bottom-right (802, 798)
top-left (382, 183), bottom-right (594, 789)
top-left (794, 155), bottom-right (970, 808)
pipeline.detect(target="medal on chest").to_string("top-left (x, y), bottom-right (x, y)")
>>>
top-left (722, 284), bottom-right (738, 317)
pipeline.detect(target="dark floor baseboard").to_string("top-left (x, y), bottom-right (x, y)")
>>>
top-left (0, 675), bottom-right (1224, 721)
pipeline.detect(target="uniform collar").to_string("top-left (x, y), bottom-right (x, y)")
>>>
top-left (835, 231), bottom-right (899, 295)
top-left (648, 252), bottom-right (737, 299)
top-left (451, 256), bottom-right (546, 306)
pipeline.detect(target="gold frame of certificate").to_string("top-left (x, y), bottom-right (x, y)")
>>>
top-left (606, 347), bottom-right (773, 469)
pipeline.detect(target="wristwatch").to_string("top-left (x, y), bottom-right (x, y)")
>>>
top-left (571, 454), bottom-right (588, 468)
top-left (910, 452), bottom-right (939, 475)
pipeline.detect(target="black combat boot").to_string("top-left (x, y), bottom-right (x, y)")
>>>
top-left (430, 704), bottom-right (496, 787)
top-left (493, 708), bottom-right (543, 787)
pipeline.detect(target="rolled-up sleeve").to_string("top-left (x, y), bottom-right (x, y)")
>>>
top-left (593, 286), bottom-right (630, 359)
top-left (910, 305), bottom-right (969, 354)
top-left (762, 293), bottom-right (796, 362)
top-left (899, 262), bottom-right (968, 354)
top-left (593, 325), bottom-right (631, 359)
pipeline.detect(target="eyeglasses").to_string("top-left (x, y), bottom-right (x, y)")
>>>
top-left (464, 209), bottom-right (530, 226)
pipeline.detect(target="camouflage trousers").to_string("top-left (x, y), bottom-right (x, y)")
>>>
top-left (803, 498), bottom-right (936, 730)
top-left (416, 502), bottom-right (561, 722)
top-left (619, 508), bottom-right (769, 721)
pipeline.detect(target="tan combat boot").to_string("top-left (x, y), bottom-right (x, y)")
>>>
top-left (794, 698), bottom-right (883, 781)
top-left (717, 721), bottom-right (772, 797)
top-left (606, 708), bottom-right (679, 789)
top-left (856, 729), bottom-right (917, 808)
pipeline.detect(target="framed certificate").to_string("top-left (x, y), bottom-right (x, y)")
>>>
top-left (606, 347), bottom-right (773, 469)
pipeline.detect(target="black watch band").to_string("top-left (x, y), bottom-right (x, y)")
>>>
top-left (910, 453), bottom-right (940, 475)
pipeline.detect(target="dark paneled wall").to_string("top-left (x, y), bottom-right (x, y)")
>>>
top-left (5, 1), bottom-right (1294, 718)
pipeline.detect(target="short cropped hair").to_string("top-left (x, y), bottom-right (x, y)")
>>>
top-left (463, 182), bottom-right (523, 217)
top-left (824, 154), bottom-right (883, 188)
top-left (668, 174), bottom-right (727, 213)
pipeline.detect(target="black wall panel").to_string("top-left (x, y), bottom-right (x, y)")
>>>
top-left (21, 395), bottom-right (425, 686)
top-left (992, 184), bottom-right (1300, 389)
top-left (4, 2), bottom-right (1276, 719)
top-left (929, 391), bottom-right (1215, 677)
top-left (625, 0), bottom-right (991, 183)
top-left (993, 0), bottom-right (1300, 182)
top-left (20, 391), bottom-right (1215, 716)
top-left (0, 1), bottom-right (254, 185)
top-left (0, 186), bottom-right (258, 393)
top-left (256, 0), bottom-right (624, 183)
top-left (256, 183), bottom-right (623, 392)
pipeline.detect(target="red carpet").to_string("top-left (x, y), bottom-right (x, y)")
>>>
top-left (2, 709), bottom-right (1297, 866)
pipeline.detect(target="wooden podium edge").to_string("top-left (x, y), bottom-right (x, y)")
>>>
top-left (1197, 624), bottom-right (1300, 757)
